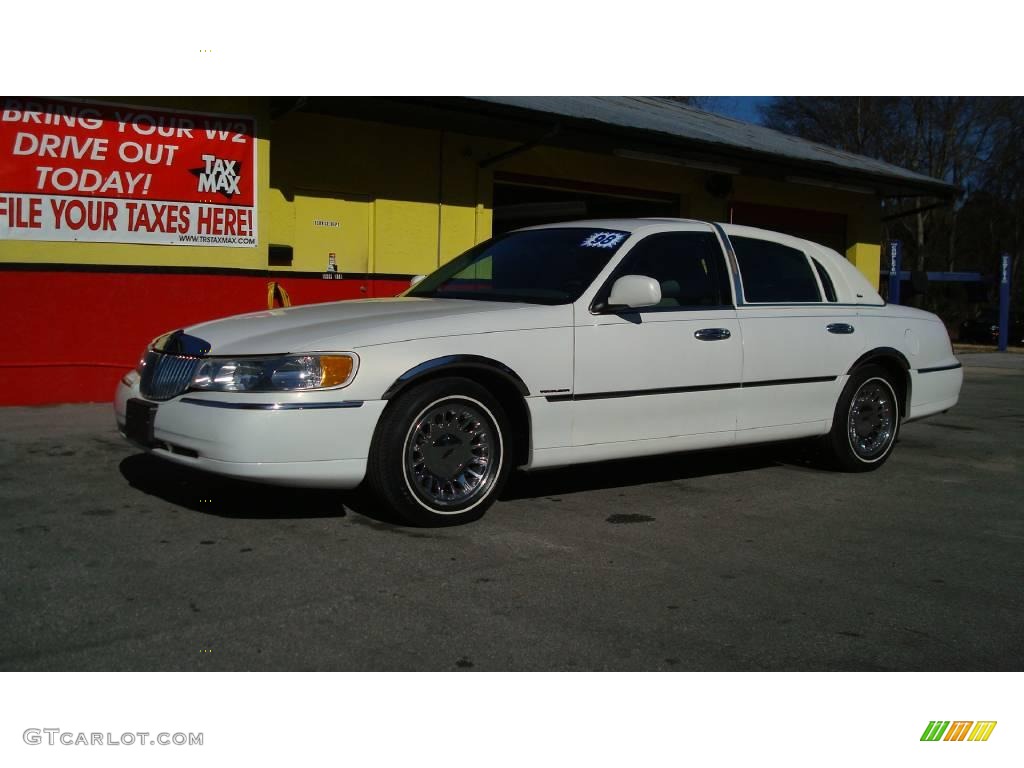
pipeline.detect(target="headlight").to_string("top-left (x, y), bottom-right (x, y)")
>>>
top-left (190, 354), bottom-right (356, 392)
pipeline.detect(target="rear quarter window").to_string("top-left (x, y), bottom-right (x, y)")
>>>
top-left (812, 258), bottom-right (838, 302)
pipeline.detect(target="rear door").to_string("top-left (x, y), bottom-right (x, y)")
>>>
top-left (572, 226), bottom-right (741, 447)
top-left (727, 231), bottom-right (863, 435)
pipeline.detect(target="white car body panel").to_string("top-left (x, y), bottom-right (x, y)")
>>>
top-left (114, 218), bottom-right (962, 489)
top-left (115, 371), bottom-right (382, 487)
top-left (733, 305), bottom-right (863, 432)
top-left (346, 318), bottom-right (573, 406)
top-left (185, 298), bottom-right (569, 357)
top-left (854, 305), bottom-right (963, 421)
top-left (572, 307), bottom-right (742, 445)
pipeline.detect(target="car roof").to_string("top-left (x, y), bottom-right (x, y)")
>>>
top-left (517, 217), bottom-right (711, 232)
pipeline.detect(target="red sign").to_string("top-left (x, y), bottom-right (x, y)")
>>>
top-left (0, 97), bottom-right (257, 247)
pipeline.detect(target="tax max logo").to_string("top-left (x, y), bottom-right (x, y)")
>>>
top-left (920, 721), bottom-right (997, 741)
top-left (190, 154), bottom-right (243, 199)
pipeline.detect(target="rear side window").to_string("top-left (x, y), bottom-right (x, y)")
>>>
top-left (812, 258), bottom-right (838, 302)
top-left (732, 236), bottom-right (821, 303)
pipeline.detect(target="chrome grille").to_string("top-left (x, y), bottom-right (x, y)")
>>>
top-left (139, 351), bottom-right (200, 401)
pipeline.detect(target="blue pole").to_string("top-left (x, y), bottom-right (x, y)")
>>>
top-left (887, 240), bottom-right (902, 305)
top-left (998, 253), bottom-right (1011, 352)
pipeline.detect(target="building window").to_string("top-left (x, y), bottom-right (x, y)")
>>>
top-left (268, 244), bottom-right (293, 267)
top-left (732, 236), bottom-right (821, 303)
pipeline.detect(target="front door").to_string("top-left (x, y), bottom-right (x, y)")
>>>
top-left (572, 228), bottom-right (741, 447)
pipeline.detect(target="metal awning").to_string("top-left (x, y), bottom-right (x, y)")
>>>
top-left (465, 97), bottom-right (956, 199)
top-left (274, 96), bottom-right (957, 199)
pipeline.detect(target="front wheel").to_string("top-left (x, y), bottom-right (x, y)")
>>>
top-left (366, 377), bottom-right (511, 526)
top-left (824, 364), bottom-right (901, 472)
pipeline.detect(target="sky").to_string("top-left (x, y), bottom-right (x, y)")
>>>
top-left (700, 96), bottom-right (775, 124)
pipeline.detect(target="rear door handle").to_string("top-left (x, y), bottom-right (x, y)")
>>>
top-left (694, 328), bottom-right (732, 341)
top-left (827, 323), bottom-right (855, 335)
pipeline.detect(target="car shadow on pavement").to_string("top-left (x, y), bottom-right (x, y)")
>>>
top-left (501, 442), bottom-right (820, 500)
top-left (118, 453), bottom-right (350, 520)
top-left (119, 441), bottom-right (824, 526)
top-left (119, 453), bottom-right (416, 525)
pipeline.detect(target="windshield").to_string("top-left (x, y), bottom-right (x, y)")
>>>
top-left (407, 227), bottom-right (631, 304)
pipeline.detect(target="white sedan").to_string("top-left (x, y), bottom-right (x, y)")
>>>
top-left (115, 219), bottom-right (963, 525)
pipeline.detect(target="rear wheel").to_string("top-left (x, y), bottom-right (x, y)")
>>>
top-left (366, 377), bottom-right (511, 525)
top-left (825, 364), bottom-right (901, 472)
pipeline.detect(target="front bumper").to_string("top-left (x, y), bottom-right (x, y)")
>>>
top-left (114, 372), bottom-right (386, 488)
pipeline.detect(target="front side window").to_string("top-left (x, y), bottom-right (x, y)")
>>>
top-left (596, 231), bottom-right (731, 310)
top-left (732, 236), bottom-right (822, 303)
top-left (407, 228), bottom-right (630, 305)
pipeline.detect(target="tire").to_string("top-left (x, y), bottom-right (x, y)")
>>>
top-left (824, 364), bottom-right (901, 472)
top-left (366, 376), bottom-right (512, 526)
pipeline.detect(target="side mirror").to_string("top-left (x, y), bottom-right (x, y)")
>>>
top-left (605, 275), bottom-right (661, 311)
top-left (410, 274), bottom-right (427, 287)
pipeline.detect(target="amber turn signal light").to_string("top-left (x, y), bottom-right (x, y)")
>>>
top-left (319, 355), bottom-right (355, 387)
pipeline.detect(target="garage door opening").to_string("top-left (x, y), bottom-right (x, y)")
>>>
top-left (729, 202), bottom-right (847, 253)
top-left (493, 173), bottom-right (680, 234)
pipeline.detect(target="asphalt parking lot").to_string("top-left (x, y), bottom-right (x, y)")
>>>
top-left (1, 352), bottom-right (1021, 671)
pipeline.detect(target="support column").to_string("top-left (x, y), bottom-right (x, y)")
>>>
top-left (846, 242), bottom-right (882, 290)
top-left (886, 240), bottom-right (902, 304)
top-left (998, 253), bottom-right (1011, 352)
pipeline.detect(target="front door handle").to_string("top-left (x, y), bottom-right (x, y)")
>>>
top-left (826, 323), bottom-right (855, 335)
top-left (694, 328), bottom-right (732, 341)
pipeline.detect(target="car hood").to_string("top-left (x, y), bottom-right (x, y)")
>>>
top-left (183, 297), bottom-right (572, 354)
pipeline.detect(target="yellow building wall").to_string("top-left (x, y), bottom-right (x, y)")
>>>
top-left (845, 242), bottom-right (882, 287)
top-left (269, 112), bottom-right (466, 277)
top-left (729, 176), bottom-right (883, 288)
top-left (843, 195), bottom-right (883, 289)
top-left (463, 140), bottom-right (883, 287)
top-left (0, 98), bottom-right (884, 288)
top-left (493, 144), bottom-right (703, 213)
top-left (439, 132), bottom-right (484, 264)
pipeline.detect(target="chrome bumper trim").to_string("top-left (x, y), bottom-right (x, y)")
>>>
top-left (180, 398), bottom-right (364, 410)
top-left (915, 362), bottom-right (963, 374)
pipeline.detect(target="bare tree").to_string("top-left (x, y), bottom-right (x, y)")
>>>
top-left (761, 97), bottom-right (1009, 277)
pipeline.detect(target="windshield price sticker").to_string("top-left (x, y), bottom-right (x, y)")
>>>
top-left (581, 231), bottom-right (626, 248)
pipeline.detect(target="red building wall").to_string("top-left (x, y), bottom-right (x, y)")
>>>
top-left (0, 268), bottom-right (408, 405)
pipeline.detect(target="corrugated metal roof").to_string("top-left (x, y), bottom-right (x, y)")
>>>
top-left (470, 97), bottom-right (954, 196)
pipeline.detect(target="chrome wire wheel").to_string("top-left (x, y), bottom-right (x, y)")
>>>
top-left (847, 377), bottom-right (897, 462)
top-left (403, 397), bottom-right (501, 512)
